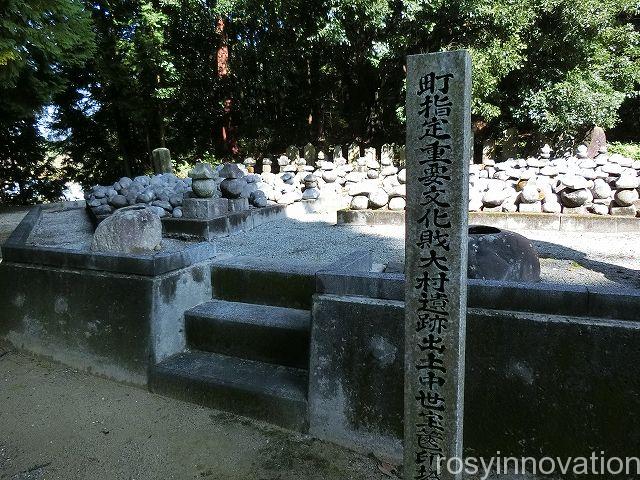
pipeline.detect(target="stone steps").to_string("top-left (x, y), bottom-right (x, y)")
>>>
top-left (185, 299), bottom-right (311, 369)
top-left (211, 257), bottom-right (321, 309)
top-left (149, 351), bottom-right (309, 431)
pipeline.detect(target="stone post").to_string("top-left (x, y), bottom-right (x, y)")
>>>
top-left (404, 50), bottom-right (471, 480)
top-left (152, 148), bottom-right (173, 174)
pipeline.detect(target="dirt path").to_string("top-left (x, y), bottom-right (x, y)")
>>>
top-left (0, 341), bottom-right (390, 480)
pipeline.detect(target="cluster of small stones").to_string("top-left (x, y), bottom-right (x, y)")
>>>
top-left (470, 144), bottom-right (640, 216)
top-left (85, 173), bottom-right (192, 218)
top-left (189, 162), bottom-right (268, 208)
top-left (253, 142), bottom-right (407, 209)
top-left (85, 163), bottom-right (274, 219)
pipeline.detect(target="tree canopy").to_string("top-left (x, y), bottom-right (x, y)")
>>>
top-left (1, 0), bottom-right (639, 203)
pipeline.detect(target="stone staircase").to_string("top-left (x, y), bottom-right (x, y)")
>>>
top-left (149, 257), bottom-right (317, 432)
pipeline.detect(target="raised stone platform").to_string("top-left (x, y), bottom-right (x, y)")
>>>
top-left (164, 204), bottom-right (285, 241)
top-left (89, 203), bottom-right (287, 242)
top-left (0, 203), bottom-right (217, 384)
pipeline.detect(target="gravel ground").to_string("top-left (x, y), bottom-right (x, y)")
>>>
top-left (217, 211), bottom-right (640, 290)
top-left (0, 340), bottom-right (391, 480)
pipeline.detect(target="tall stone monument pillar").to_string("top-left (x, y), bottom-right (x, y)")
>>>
top-left (404, 50), bottom-right (471, 480)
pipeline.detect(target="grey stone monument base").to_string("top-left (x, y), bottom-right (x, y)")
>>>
top-left (183, 198), bottom-right (229, 219)
top-left (0, 205), bottom-right (216, 385)
top-left (228, 198), bottom-right (250, 213)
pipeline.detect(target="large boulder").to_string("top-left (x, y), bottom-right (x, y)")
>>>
top-left (467, 226), bottom-right (540, 282)
top-left (91, 207), bottom-right (162, 254)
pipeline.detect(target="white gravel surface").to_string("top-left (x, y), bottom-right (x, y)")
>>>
top-left (216, 211), bottom-right (640, 289)
top-left (2, 207), bottom-right (638, 289)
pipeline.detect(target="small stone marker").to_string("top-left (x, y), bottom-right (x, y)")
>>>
top-left (303, 143), bottom-right (317, 167)
top-left (286, 145), bottom-right (299, 163)
top-left (404, 50), bottom-right (471, 480)
top-left (152, 147), bottom-right (173, 174)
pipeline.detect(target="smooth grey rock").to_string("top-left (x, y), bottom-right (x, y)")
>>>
top-left (219, 163), bottom-right (245, 179)
top-left (368, 189), bottom-right (389, 209)
top-left (220, 178), bottom-right (245, 199)
top-left (169, 194), bottom-right (183, 207)
top-left (539, 166), bottom-right (558, 176)
top-left (192, 179), bottom-right (217, 198)
top-left (322, 170), bottom-right (337, 183)
top-left (119, 177), bottom-right (133, 189)
top-left (92, 205), bottom-right (113, 216)
top-left (614, 189), bottom-right (639, 207)
top-left (189, 162), bottom-right (215, 180)
top-left (542, 201), bottom-right (561, 213)
top-left (91, 208), bottom-right (162, 253)
top-left (350, 195), bottom-right (369, 210)
top-left (482, 189), bottom-right (507, 207)
top-left (172, 207), bottom-right (183, 218)
top-left (346, 171), bottom-right (366, 183)
top-left (562, 175), bottom-right (589, 190)
top-left (589, 204), bottom-right (609, 215)
top-left (240, 182), bottom-right (258, 199)
top-left (134, 175), bottom-right (150, 186)
top-left (468, 226), bottom-right (540, 281)
top-left (347, 181), bottom-right (378, 197)
top-left (302, 188), bottom-right (320, 200)
top-left (520, 184), bottom-right (540, 203)
top-left (381, 166), bottom-right (398, 177)
top-left (281, 172), bottom-right (295, 184)
top-left (397, 169), bottom-right (406, 184)
top-left (277, 192), bottom-right (300, 205)
top-left (591, 179), bottom-right (612, 199)
top-left (388, 196), bottom-right (406, 210)
top-left (615, 175), bottom-right (640, 189)
top-left (560, 188), bottom-right (592, 207)
top-left (367, 170), bottom-right (379, 179)
top-left (601, 163), bottom-right (623, 175)
top-left (151, 200), bottom-right (173, 211)
top-left (136, 191), bottom-right (154, 203)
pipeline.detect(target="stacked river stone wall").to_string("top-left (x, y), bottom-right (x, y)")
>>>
top-left (86, 142), bottom-right (640, 219)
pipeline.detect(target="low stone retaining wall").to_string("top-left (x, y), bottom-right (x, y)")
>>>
top-left (337, 208), bottom-right (640, 232)
top-left (310, 273), bottom-right (640, 461)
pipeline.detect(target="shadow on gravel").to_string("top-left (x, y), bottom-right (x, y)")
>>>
top-left (532, 239), bottom-right (640, 290)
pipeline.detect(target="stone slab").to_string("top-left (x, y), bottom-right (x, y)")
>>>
top-left (182, 198), bottom-right (229, 219)
top-left (2, 205), bottom-right (216, 276)
top-left (228, 198), bottom-right (250, 213)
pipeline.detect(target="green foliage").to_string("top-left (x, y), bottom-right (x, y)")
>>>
top-left (1, 0), bottom-right (639, 203)
top-left (0, 0), bottom-right (94, 203)
top-left (0, 0), bottom-right (95, 120)
top-left (609, 142), bottom-right (640, 161)
top-left (0, 121), bottom-right (65, 204)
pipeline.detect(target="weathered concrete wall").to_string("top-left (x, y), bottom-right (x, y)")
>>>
top-left (0, 261), bottom-right (213, 385)
top-left (309, 294), bottom-right (404, 460)
top-left (309, 292), bottom-right (640, 462)
top-left (0, 262), bottom-right (153, 384)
